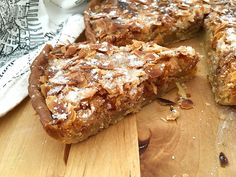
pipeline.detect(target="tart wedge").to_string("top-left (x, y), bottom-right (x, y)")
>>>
top-left (29, 41), bottom-right (199, 143)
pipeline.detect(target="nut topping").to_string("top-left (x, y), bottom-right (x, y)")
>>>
top-left (41, 41), bottom-right (199, 121)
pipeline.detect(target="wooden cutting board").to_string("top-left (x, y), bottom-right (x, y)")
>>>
top-left (138, 33), bottom-right (236, 177)
top-left (0, 33), bottom-right (236, 177)
top-left (0, 97), bottom-right (140, 177)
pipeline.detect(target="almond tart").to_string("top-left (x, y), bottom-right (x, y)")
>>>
top-left (84, 0), bottom-right (208, 46)
top-left (28, 41), bottom-right (199, 143)
top-left (204, 1), bottom-right (236, 105)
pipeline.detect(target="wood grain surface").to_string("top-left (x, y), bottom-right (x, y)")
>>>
top-left (0, 98), bottom-right (140, 177)
top-left (1, 34), bottom-right (236, 177)
top-left (137, 34), bottom-right (236, 177)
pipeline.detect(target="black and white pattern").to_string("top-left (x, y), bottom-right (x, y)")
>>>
top-left (0, 0), bottom-right (87, 117)
top-left (0, 0), bottom-right (45, 66)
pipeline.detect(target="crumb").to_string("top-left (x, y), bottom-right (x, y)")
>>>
top-left (176, 82), bottom-right (187, 99)
top-left (160, 107), bottom-right (181, 122)
top-left (160, 117), bottom-right (167, 122)
top-left (201, 110), bottom-right (203, 113)
top-left (192, 136), bottom-right (196, 140)
top-left (179, 98), bottom-right (194, 110)
top-left (205, 102), bottom-right (211, 106)
top-left (166, 107), bottom-right (180, 121)
top-left (181, 83), bottom-right (187, 89)
top-left (172, 155), bottom-right (175, 160)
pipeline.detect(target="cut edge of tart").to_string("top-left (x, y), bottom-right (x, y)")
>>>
top-left (84, 0), bottom-right (209, 46)
top-left (204, 1), bottom-right (236, 105)
top-left (28, 41), bottom-right (199, 144)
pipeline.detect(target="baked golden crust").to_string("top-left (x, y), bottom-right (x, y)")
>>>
top-left (29, 41), bottom-right (199, 143)
top-left (204, 1), bottom-right (236, 105)
top-left (84, 0), bottom-right (208, 46)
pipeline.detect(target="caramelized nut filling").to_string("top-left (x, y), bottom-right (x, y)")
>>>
top-left (41, 41), bottom-right (199, 121)
top-left (85, 0), bottom-right (209, 45)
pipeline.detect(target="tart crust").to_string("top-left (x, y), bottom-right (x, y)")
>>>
top-left (28, 41), bottom-right (199, 143)
top-left (84, 0), bottom-right (208, 46)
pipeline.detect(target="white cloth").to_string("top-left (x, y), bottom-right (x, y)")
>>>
top-left (0, 0), bottom-right (87, 117)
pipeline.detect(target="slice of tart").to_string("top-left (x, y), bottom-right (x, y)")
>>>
top-left (84, 0), bottom-right (208, 46)
top-left (29, 41), bottom-right (199, 143)
top-left (204, 1), bottom-right (236, 105)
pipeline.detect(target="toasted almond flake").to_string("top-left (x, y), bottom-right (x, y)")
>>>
top-left (176, 82), bottom-right (187, 99)
top-left (65, 45), bottom-right (77, 57)
top-left (65, 88), bottom-right (97, 103)
top-left (151, 82), bottom-right (158, 94)
top-left (179, 98), bottom-right (194, 110)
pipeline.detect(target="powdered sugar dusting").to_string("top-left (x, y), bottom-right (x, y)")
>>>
top-left (88, 0), bottom-right (205, 34)
top-left (43, 41), bottom-right (198, 121)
